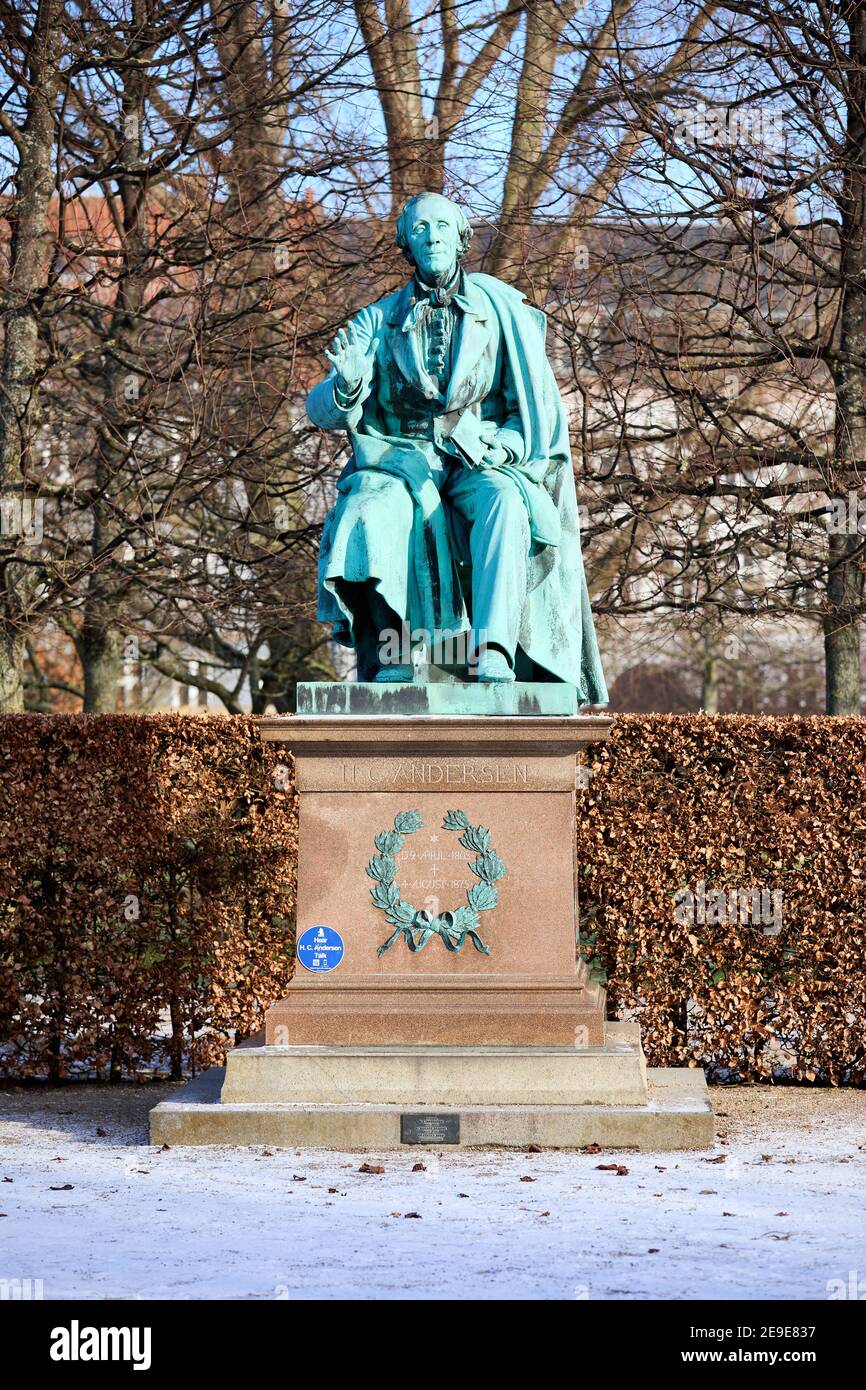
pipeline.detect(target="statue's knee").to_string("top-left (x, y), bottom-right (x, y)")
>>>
top-left (350, 472), bottom-right (413, 527)
top-left (478, 475), bottom-right (528, 532)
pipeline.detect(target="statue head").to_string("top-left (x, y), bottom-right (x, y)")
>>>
top-left (394, 192), bottom-right (473, 282)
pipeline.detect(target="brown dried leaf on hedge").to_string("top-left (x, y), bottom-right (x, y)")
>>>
top-left (1, 710), bottom-right (864, 1085)
top-left (576, 713), bottom-right (866, 1085)
top-left (0, 714), bottom-right (296, 1080)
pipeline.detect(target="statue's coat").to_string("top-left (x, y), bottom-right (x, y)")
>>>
top-left (307, 271), bottom-right (608, 704)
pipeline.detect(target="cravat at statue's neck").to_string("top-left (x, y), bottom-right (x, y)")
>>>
top-left (415, 266), bottom-right (462, 306)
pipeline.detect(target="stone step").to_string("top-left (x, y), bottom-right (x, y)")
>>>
top-left (221, 1021), bottom-right (646, 1107)
top-left (150, 1065), bottom-right (714, 1152)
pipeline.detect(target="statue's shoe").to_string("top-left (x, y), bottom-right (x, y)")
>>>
top-left (372, 664), bottom-right (414, 683)
top-left (476, 649), bottom-right (515, 683)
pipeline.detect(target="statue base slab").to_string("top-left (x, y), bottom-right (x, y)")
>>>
top-left (149, 1060), bottom-right (713, 1151)
top-left (221, 1025), bottom-right (647, 1106)
top-left (296, 679), bottom-right (581, 716)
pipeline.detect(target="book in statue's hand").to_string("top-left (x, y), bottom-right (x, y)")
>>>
top-left (447, 409), bottom-right (490, 468)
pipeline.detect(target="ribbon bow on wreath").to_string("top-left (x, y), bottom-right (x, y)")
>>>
top-left (366, 809), bottom-right (507, 957)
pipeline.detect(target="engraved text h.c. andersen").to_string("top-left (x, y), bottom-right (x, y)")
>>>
top-left (341, 760), bottom-right (530, 786)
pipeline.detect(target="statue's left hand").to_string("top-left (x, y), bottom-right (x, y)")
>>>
top-left (478, 421), bottom-right (509, 469)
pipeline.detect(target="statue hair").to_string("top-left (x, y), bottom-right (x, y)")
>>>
top-left (394, 193), bottom-right (473, 266)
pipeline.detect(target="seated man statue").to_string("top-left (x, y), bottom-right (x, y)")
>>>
top-left (306, 190), bottom-right (607, 702)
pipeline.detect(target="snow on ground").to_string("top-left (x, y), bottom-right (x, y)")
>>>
top-left (0, 1083), bottom-right (864, 1300)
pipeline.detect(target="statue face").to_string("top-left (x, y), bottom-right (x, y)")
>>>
top-left (405, 195), bottom-right (461, 281)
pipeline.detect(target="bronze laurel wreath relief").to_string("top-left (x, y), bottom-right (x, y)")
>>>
top-left (365, 810), bottom-right (507, 957)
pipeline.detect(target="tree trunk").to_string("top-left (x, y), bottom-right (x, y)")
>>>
top-left (78, 2), bottom-right (152, 710)
top-left (826, 3), bottom-right (866, 715)
top-left (352, 0), bottom-right (427, 210)
top-left (168, 995), bottom-right (184, 1083)
top-left (484, 2), bottom-right (571, 285)
top-left (825, 533), bottom-right (862, 713)
top-left (701, 651), bottom-right (721, 714)
top-left (80, 622), bottom-right (121, 712)
top-left (0, 0), bottom-right (60, 709)
top-left (0, 630), bottom-right (27, 711)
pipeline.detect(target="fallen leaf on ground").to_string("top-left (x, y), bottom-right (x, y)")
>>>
top-left (358, 1163), bottom-right (385, 1174)
top-left (49, 1184), bottom-right (74, 1191)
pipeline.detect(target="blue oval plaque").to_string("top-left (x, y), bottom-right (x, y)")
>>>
top-left (297, 925), bottom-right (344, 973)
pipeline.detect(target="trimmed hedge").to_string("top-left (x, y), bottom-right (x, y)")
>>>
top-left (0, 715), bottom-right (296, 1080)
top-left (0, 712), bottom-right (863, 1083)
top-left (579, 714), bottom-right (866, 1085)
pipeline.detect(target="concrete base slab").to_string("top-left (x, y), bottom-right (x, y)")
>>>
top-left (221, 1021), bottom-right (647, 1106)
top-left (150, 1065), bottom-right (713, 1151)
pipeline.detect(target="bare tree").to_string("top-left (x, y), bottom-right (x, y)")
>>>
top-left (0, 0), bottom-right (61, 708)
top-left (583, 0), bottom-right (866, 712)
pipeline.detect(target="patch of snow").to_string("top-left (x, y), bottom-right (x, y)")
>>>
top-left (0, 1085), bottom-right (864, 1300)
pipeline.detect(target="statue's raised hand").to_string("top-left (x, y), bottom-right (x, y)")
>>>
top-left (325, 322), bottom-right (380, 393)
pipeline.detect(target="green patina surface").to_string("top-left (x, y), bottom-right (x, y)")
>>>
top-left (296, 680), bottom-right (579, 717)
top-left (304, 193), bottom-right (608, 705)
top-left (366, 809), bottom-right (506, 956)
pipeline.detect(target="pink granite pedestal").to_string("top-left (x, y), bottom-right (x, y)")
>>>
top-left (150, 710), bottom-right (714, 1148)
top-left (260, 713), bottom-right (613, 1048)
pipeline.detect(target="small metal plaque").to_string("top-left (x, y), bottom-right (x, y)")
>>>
top-left (400, 1113), bottom-right (460, 1145)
